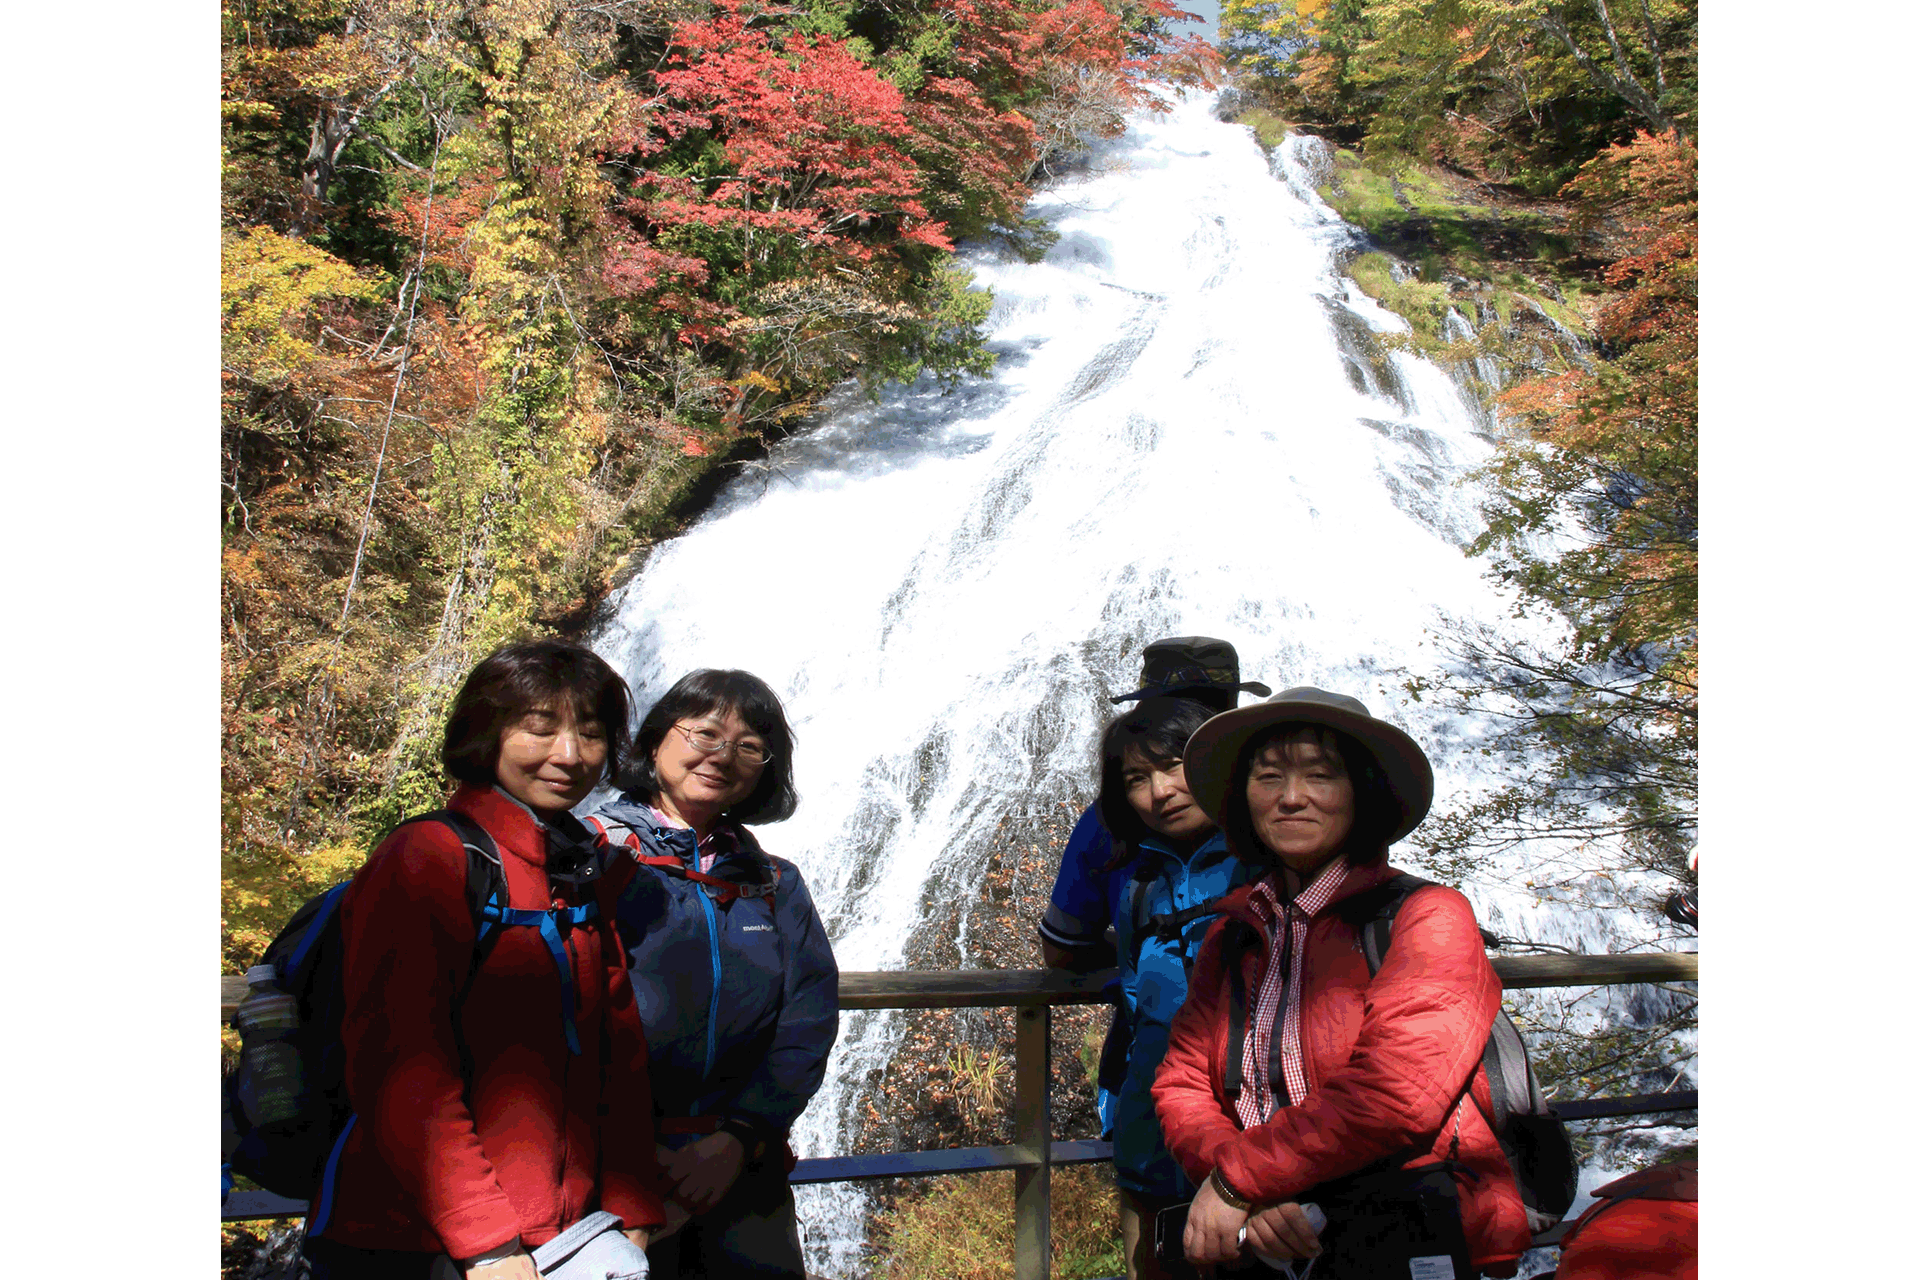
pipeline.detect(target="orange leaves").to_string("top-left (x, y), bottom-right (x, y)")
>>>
top-left (389, 173), bottom-right (498, 277)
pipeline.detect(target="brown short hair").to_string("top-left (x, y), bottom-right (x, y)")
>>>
top-left (441, 639), bottom-right (633, 790)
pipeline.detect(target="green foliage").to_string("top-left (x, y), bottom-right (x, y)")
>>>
top-left (222, 841), bottom-right (369, 973)
top-left (1234, 104), bottom-right (1293, 149)
top-left (1318, 148), bottom-right (1570, 278)
top-left (1346, 251), bottom-right (1454, 343)
top-left (1224, 0), bottom-right (1696, 194)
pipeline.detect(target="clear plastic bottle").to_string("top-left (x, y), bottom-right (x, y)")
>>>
top-left (234, 965), bottom-right (304, 1128)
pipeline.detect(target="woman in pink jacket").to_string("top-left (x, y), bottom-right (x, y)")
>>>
top-left (1152, 688), bottom-right (1531, 1278)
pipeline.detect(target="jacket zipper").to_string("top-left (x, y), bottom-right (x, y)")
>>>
top-left (560, 907), bottom-right (577, 1216)
top-left (698, 888), bottom-right (721, 1087)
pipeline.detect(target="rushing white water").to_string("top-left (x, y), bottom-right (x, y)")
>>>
top-left (590, 88), bottom-right (1687, 1277)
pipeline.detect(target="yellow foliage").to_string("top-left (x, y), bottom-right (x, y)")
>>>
top-left (222, 227), bottom-right (376, 387)
top-left (221, 840), bottom-right (371, 972)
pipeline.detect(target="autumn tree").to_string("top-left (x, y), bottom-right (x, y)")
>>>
top-left (222, 0), bottom-right (1202, 980)
top-left (1419, 128), bottom-right (1694, 871)
top-left (1221, 0), bottom-right (1695, 190)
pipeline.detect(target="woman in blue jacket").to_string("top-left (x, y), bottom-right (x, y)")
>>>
top-left (588, 669), bottom-right (838, 1279)
top-left (1099, 695), bottom-right (1250, 1280)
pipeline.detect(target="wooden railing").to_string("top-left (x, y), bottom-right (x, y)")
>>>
top-left (221, 952), bottom-right (1699, 1278)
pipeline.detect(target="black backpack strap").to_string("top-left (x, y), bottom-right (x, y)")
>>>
top-left (1335, 874), bottom-right (1439, 978)
top-left (1218, 913), bottom-right (1294, 1120)
top-left (1124, 848), bottom-right (1227, 974)
top-left (401, 810), bottom-right (511, 968)
top-left (1219, 919), bottom-right (1258, 1106)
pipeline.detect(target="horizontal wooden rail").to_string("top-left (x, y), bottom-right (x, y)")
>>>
top-left (220, 952), bottom-right (1696, 1020)
top-left (1495, 951), bottom-right (1697, 990)
top-left (219, 950), bottom-right (1698, 1279)
top-left (221, 1090), bottom-right (1701, 1223)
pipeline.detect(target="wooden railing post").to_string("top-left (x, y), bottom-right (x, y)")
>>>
top-left (1012, 1002), bottom-right (1051, 1280)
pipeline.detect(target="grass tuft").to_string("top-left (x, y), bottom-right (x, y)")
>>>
top-left (869, 1165), bottom-right (1125, 1280)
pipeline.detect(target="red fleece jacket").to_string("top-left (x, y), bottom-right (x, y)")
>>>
top-left (1152, 862), bottom-right (1531, 1276)
top-left (315, 785), bottom-right (665, 1258)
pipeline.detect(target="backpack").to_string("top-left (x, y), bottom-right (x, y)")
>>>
top-left (1337, 874), bottom-right (1580, 1235)
top-left (221, 810), bottom-right (604, 1223)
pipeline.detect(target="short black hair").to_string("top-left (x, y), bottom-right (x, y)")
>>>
top-left (616, 668), bottom-right (798, 825)
top-left (1094, 696), bottom-right (1218, 867)
top-left (1216, 724), bottom-right (1398, 869)
top-left (441, 639), bottom-right (633, 790)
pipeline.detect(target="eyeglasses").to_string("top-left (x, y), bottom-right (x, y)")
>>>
top-left (674, 722), bottom-right (774, 767)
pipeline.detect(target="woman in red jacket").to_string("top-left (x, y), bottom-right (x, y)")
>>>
top-left (301, 640), bottom-right (667, 1280)
top-left (1152, 687), bottom-right (1531, 1278)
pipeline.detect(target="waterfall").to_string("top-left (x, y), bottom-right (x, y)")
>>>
top-left (589, 88), bottom-right (1686, 1277)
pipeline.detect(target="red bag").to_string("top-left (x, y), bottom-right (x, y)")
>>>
top-left (1554, 1161), bottom-right (1697, 1280)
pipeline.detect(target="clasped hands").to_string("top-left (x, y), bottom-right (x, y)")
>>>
top-left (459, 1131), bottom-right (747, 1280)
top-left (1183, 1172), bottom-right (1324, 1270)
top-left (460, 1228), bottom-right (652, 1279)
top-left (651, 1129), bottom-right (748, 1241)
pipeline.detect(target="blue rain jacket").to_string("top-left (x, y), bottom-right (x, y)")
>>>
top-left (1111, 830), bottom-right (1247, 1197)
top-left (1039, 803), bottom-right (1130, 1135)
top-left (590, 798), bottom-right (839, 1149)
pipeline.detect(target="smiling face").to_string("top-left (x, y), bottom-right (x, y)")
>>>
top-left (1244, 729), bottom-right (1357, 878)
top-left (650, 704), bottom-right (768, 831)
top-left (1121, 745), bottom-right (1215, 845)
top-left (494, 703), bottom-right (609, 816)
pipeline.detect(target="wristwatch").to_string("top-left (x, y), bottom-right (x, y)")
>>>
top-left (1209, 1168), bottom-right (1257, 1213)
top-left (717, 1116), bottom-right (768, 1161)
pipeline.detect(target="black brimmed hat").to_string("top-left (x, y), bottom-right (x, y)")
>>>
top-left (1182, 686), bottom-right (1434, 845)
top-left (1109, 636), bottom-right (1272, 705)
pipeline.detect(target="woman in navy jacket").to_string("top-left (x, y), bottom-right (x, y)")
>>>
top-left (589, 668), bottom-right (838, 1279)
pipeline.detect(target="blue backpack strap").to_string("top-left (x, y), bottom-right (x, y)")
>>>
top-left (305, 1113), bottom-right (358, 1238)
top-left (414, 808), bottom-right (599, 1056)
top-left (277, 882), bottom-right (352, 987)
top-left (479, 900), bottom-right (600, 1055)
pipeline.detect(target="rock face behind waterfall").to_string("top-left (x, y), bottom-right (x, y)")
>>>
top-left (580, 89), bottom-right (1686, 1278)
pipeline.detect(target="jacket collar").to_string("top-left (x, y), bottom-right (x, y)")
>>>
top-left (452, 784), bottom-right (551, 866)
top-left (1213, 858), bottom-right (1405, 930)
top-left (594, 793), bottom-right (768, 873)
top-left (1135, 828), bottom-right (1232, 870)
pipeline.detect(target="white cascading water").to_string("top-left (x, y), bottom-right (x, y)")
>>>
top-left (590, 88), bottom-right (1690, 1277)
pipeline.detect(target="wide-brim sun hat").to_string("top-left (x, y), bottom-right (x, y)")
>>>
top-left (1182, 686), bottom-right (1435, 846)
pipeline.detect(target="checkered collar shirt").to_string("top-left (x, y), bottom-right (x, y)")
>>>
top-left (1235, 858), bottom-right (1353, 1129)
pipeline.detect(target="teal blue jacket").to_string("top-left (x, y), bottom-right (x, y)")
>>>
top-left (1111, 830), bottom-right (1247, 1197)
